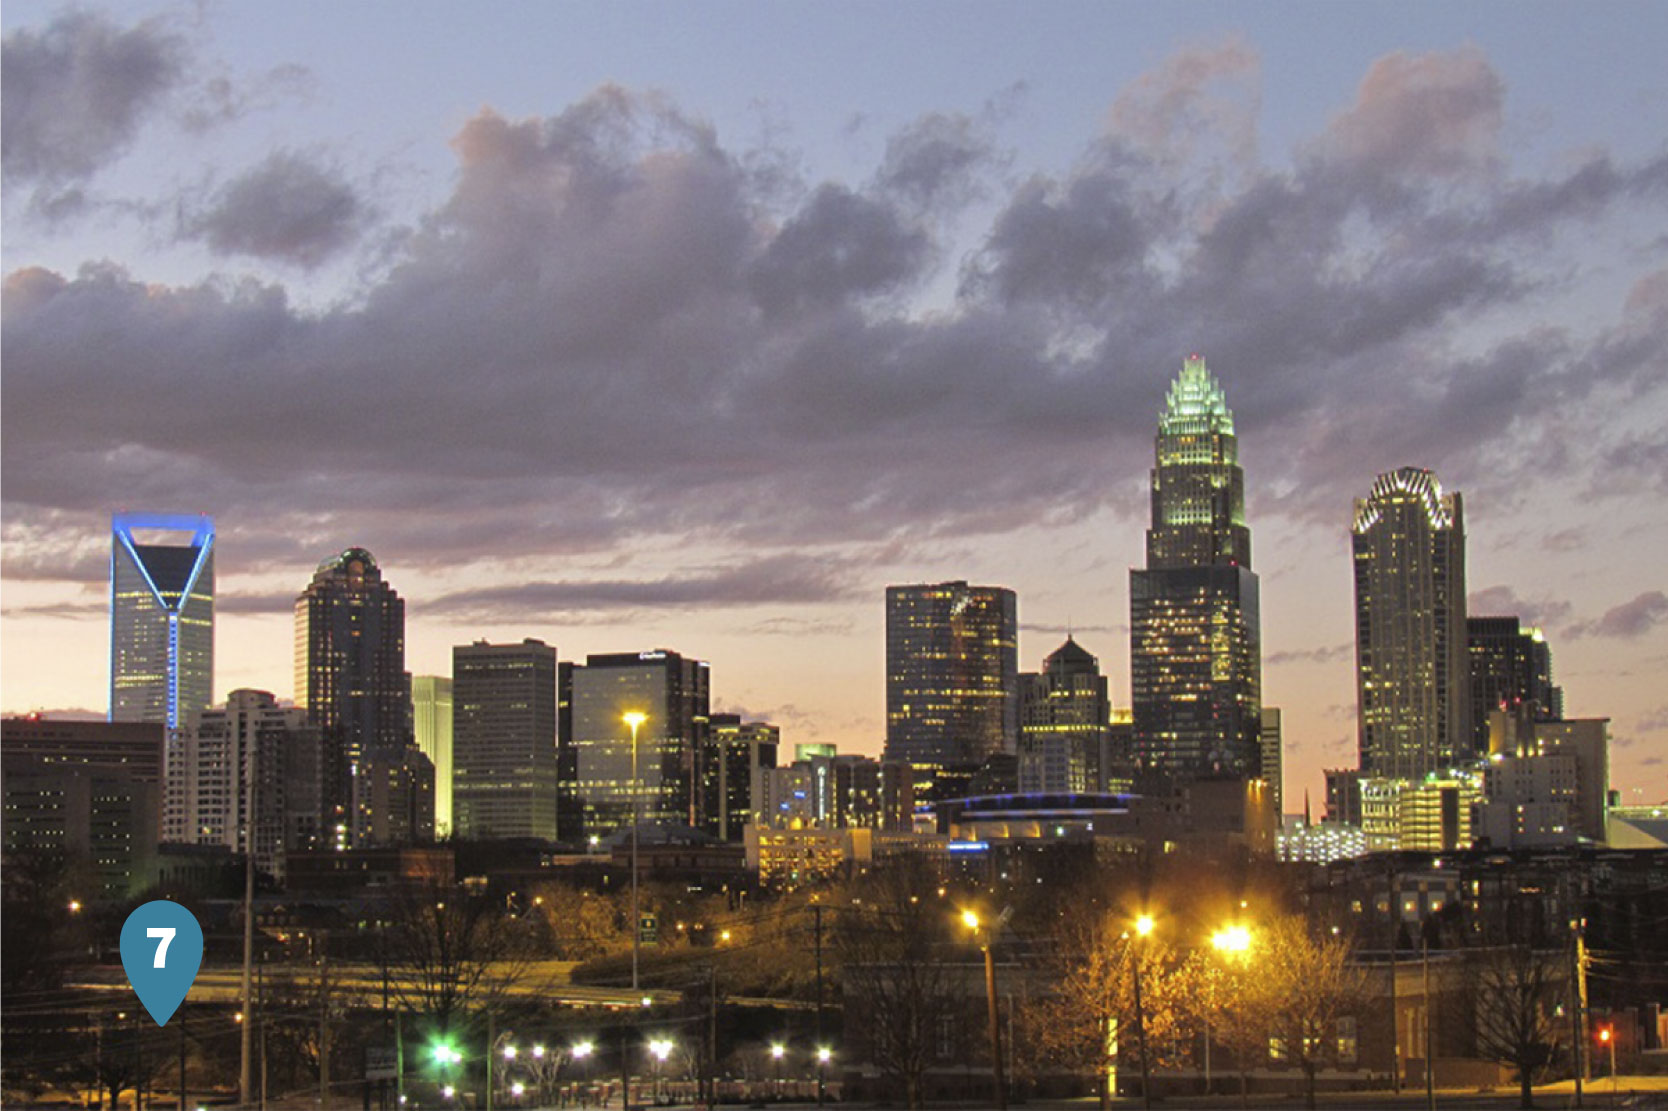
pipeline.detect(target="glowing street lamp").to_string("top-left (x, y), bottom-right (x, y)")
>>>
top-left (1128, 915), bottom-right (1156, 1111)
top-left (961, 909), bottom-right (1008, 1111)
top-left (1205, 923), bottom-right (1255, 1091)
top-left (648, 1037), bottom-right (674, 1102)
top-left (771, 1044), bottom-right (786, 1098)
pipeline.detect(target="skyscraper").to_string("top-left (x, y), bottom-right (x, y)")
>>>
top-left (163, 689), bottom-right (321, 880)
top-left (1129, 356), bottom-right (1262, 778)
top-left (565, 650), bottom-right (710, 839)
top-left (453, 639), bottom-right (558, 841)
top-left (883, 582), bottom-right (1018, 773)
top-left (110, 513), bottom-right (215, 728)
top-left (1018, 636), bottom-right (1110, 794)
top-left (1467, 616), bottom-right (1561, 755)
top-left (412, 675), bottom-right (454, 837)
top-left (293, 547), bottom-right (410, 847)
top-left (704, 713), bottom-right (779, 841)
top-left (1353, 467), bottom-right (1469, 779)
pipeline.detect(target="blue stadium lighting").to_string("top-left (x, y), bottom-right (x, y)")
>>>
top-left (947, 841), bottom-right (990, 853)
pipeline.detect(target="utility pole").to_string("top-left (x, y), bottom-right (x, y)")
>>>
top-left (1423, 934), bottom-right (1435, 1111)
top-left (707, 964), bottom-right (718, 1108)
top-left (240, 753), bottom-right (258, 1107)
top-left (319, 931), bottom-right (331, 1109)
top-left (485, 1011), bottom-right (495, 1111)
top-left (814, 902), bottom-right (825, 1108)
top-left (178, 1017), bottom-right (187, 1111)
top-left (1388, 861), bottom-right (1401, 1094)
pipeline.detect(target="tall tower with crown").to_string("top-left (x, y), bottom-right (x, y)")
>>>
top-left (1129, 355), bottom-right (1262, 778)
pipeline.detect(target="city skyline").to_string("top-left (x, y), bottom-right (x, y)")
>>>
top-left (3, 3), bottom-right (1666, 815)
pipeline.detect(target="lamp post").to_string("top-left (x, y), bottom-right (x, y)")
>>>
top-left (816, 1048), bottom-right (832, 1106)
top-left (1208, 923), bottom-right (1253, 1098)
top-left (1131, 914), bottom-right (1155, 1111)
top-left (648, 1038), bottom-right (674, 1104)
top-left (770, 1044), bottom-right (785, 1101)
top-left (961, 910), bottom-right (1007, 1111)
top-left (624, 711), bottom-right (647, 994)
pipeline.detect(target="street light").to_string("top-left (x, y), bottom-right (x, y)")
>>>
top-left (624, 710), bottom-right (648, 1111)
top-left (649, 1037), bottom-right (674, 1103)
top-left (771, 1043), bottom-right (786, 1099)
top-left (1599, 1026), bottom-right (1616, 1094)
top-left (1129, 915), bottom-right (1155, 1111)
top-left (816, 1047), bottom-right (832, 1105)
top-left (624, 710), bottom-right (648, 994)
top-left (961, 909), bottom-right (1008, 1111)
top-left (1206, 923), bottom-right (1255, 1096)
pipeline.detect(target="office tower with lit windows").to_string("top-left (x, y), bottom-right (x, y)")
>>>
top-left (411, 675), bottom-right (454, 837)
top-left (1467, 616), bottom-right (1561, 755)
top-left (564, 650), bottom-right (710, 839)
top-left (883, 582), bottom-right (1018, 775)
top-left (1129, 356), bottom-right (1262, 778)
top-left (704, 713), bottom-right (779, 841)
top-left (1353, 467), bottom-right (1469, 780)
top-left (110, 513), bottom-right (215, 728)
top-left (452, 639), bottom-right (558, 841)
top-left (1018, 636), bottom-right (1110, 794)
top-left (293, 547), bottom-right (411, 847)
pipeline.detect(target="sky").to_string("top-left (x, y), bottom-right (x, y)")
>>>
top-left (4, 1), bottom-right (1667, 813)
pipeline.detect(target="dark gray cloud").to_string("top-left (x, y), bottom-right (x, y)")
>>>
top-left (184, 151), bottom-right (368, 267)
top-left (3, 50), bottom-right (1666, 590)
top-left (1467, 586), bottom-right (1574, 631)
top-left (1266, 642), bottom-right (1353, 667)
top-left (417, 554), bottom-right (862, 622)
top-left (1567, 591), bottom-right (1668, 640)
top-left (2, 11), bottom-right (184, 186)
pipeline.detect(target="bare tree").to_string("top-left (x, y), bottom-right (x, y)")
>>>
top-left (1251, 917), bottom-right (1367, 1111)
top-left (831, 860), bottom-right (964, 1110)
top-left (1467, 945), bottom-right (1565, 1110)
top-left (376, 883), bottom-right (536, 1038)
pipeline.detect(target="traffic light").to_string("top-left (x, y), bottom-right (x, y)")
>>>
top-left (1598, 1027), bottom-right (1612, 1044)
top-left (432, 1040), bottom-right (462, 1066)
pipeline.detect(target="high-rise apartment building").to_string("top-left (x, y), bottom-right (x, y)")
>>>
top-left (1018, 636), bottom-right (1110, 794)
top-left (452, 639), bottom-right (558, 841)
top-left (110, 513), bottom-right (215, 728)
top-left (411, 676), bottom-right (454, 837)
top-left (565, 650), bottom-right (710, 839)
top-left (293, 547), bottom-right (410, 847)
top-left (1467, 617), bottom-right (1561, 755)
top-left (1129, 356), bottom-right (1262, 778)
top-left (163, 689), bottom-right (321, 880)
top-left (704, 714), bottom-right (778, 841)
top-left (1352, 468), bottom-right (1469, 780)
top-left (883, 582), bottom-right (1018, 773)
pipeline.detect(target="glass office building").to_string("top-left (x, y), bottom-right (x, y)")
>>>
top-left (1129, 356), bottom-right (1262, 778)
top-left (110, 513), bottom-right (215, 729)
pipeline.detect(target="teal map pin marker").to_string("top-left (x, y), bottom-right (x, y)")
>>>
top-left (119, 900), bottom-right (204, 1026)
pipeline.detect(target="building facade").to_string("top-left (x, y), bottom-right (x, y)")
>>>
top-left (110, 513), bottom-right (215, 728)
top-left (1129, 356), bottom-right (1262, 778)
top-left (452, 639), bottom-right (559, 841)
top-left (1353, 468), bottom-right (1469, 779)
top-left (565, 650), bottom-right (710, 839)
top-left (1, 717), bottom-right (166, 900)
top-left (1467, 616), bottom-right (1562, 755)
top-left (164, 689), bottom-right (322, 880)
top-left (411, 675), bottom-right (454, 838)
top-left (704, 713), bottom-right (778, 841)
top-left (883, 582), bottom-right (1018, 774)
top-left (1018, 636), bottom-right (1109, 794)
top-left (293, 547), bottom-right (410, 848)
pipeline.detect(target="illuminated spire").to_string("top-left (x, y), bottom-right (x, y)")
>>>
top-left (1159, 353), bottom-right (1235, 438)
